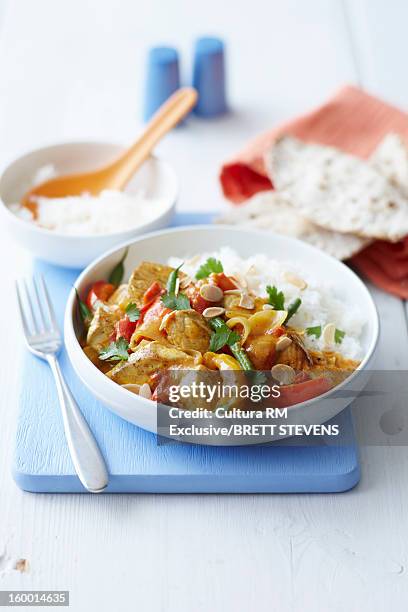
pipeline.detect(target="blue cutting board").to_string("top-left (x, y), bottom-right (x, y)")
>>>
top-left (13, 213), bottom-right (360, 493)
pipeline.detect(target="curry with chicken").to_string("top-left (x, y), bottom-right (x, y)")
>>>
top-left (77, 256), bottom-right (360, 407)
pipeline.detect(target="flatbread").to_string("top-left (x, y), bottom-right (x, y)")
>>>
top-left (370, 133), bottom-right (408, 196)
top-left (216, 190), bottom-right (369, 260)
top-left (265, 135), bottom-right (408, 242)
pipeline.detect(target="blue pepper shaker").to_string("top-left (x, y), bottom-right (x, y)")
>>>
top-left (192, 37), bottom-right (227, 117)
top-left (144, 46), bottom-right (181, 122)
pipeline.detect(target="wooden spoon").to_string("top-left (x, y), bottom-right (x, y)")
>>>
top-left (21, 87), bottom-right (198, 216)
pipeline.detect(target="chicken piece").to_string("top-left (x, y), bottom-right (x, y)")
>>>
top-left (275, 331), bottom-right (313, 370)
top-left (310, 350), bottom-right (360, 371)
top-left (83, 345), bottom-right (114, 374)
top-left (154, 364), bottom-right (245, 411)
top-left (164, 310), bottom-right (211, 353)
top-left (243, 311), bottom-right (286, 369)
top-left (335, 354), bottom-right (360, 370)
top-left (127, 261), bottom-right (175, 305)
top-left (154, 364), bottom-right (211, 406)
top-left (245, 327), bottom-right (311, 371)
top-left (107, 341), bottom-right (200, 385)
top-left (108, 283), bottom-right (130, 309)
top-left (86, 305), bottom-right (121, 351)
top-left (245, 335), bottom-right (277, 370)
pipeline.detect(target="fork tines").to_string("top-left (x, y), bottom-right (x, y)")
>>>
top-left (16, 276), bottom-right (59, 339)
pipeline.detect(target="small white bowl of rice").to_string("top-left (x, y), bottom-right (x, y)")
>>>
top-left (0, 141), bottom-right (177, 268)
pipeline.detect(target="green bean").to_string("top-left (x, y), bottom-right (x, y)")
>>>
top-left (208, 316), bottom-right (226, 332)
top-left (166, 263), bottom-right (183, 294)
top-left (285, 298), bottom-right (301, 324)
top-left (230, 342), bottom-right (254, 371)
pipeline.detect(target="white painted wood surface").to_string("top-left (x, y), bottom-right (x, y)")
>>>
top-left (0, 0), bottom-right (407, 610)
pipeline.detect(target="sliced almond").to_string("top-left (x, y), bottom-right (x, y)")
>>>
top-left (223, 289), bottom-right (242, 295)
top-left (322, 323), bottom-right (336, 348)
top-left (283, 271), bottom-right (307, 290)
top-left (230, 274), bottom-right (248, 289)
top-left (186, 255), bottom-right (201, 266)
top-left (159, 310), bottom-right (176, 331)
top-left (139, 383), bottom-right (152, 400)
top-left (203, 306), bottom-right (225, 318)
top-left (174, 277), bottom-right (180, 296)
top-left (239, 292), bottom-right (255, 309)
top-left (262, 303), bottom-right (274, 310)
top-left (200, 284), bottom-right (224, 302)
top-left (179, 275), bottom-right (192, 290)
top-left (223, 294), bottom-right (241, 310)
top-left (271, 364), bottom-right (296, 385)
top-left (276, 336), bottom-right (292, 352)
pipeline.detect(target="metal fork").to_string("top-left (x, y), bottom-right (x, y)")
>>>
top-left (16, 276), bottom-right (109, 493)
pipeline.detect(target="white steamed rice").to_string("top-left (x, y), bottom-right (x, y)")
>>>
top-left (169, 247), bottom-right (365, 360)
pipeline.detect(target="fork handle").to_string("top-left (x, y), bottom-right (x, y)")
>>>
top-left (47, 355), bottom-right (109, 492)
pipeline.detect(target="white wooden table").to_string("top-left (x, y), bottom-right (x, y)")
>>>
top-left (1, 1), bottom-right (408, 610)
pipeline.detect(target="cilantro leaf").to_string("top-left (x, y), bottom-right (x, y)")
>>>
top-left (125, 302), bottom-right (140, 322)
top-left (226, 330), bottom-right (240, 346)
top-left (306, 325), bottom-right (322, 339)
top-left (195, 257), bottom-right (223, 280)
top-left (209, 329), bottom-right (230, 352)
top-left (335, 328), bottom-right (345, 344)
top-left (209, 328), bottom-right (240, 352)
top-left (306, 325), bottom-right (345, 344)
top-left (99, 337), bottom-right (130, 362)
top-left (161, 292), bottom-right (191, 311)
top-left (266, 285), bottom-right (285, 310)
top-left (285, 298), bottom-right (301, 323)
top-left (208, 316), bottom-right (240, 352)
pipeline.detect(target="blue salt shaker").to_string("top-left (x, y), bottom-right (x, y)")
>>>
top-left (144, 46), bottom-right (180, 122)
top-left (193, 37), bottom-right (227, 117)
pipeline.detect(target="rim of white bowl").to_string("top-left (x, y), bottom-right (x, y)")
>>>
top-left (0, 141), bottom-right (179, 241)
top-left (64, 225), bottom-right (380, 422)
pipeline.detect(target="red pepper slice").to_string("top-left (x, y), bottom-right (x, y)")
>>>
top-left (142, 281), bottom-right (163, 305)
top-left (142, 297), bottom-right (170, 324)
top-left (114, 317), bottom-right (137, 343)
top-left (211, 273), bottom-right (238, 292)
top-left (185, 285), bottom-right (211, 314)
top-left (134, 294), bottom-right (171, 330)
top-left (86, 281), bottom-right (115, 310)
top-left (273, 377), bottom-right (333, 407)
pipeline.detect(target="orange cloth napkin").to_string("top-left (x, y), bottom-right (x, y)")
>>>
top-left (219, 85), bottom-right (408, 299)
top-left (220, 85), bottom-right (408, 203)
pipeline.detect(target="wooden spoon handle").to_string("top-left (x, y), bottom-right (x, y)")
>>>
top-left (108, 87), bottom-right (198, 189)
